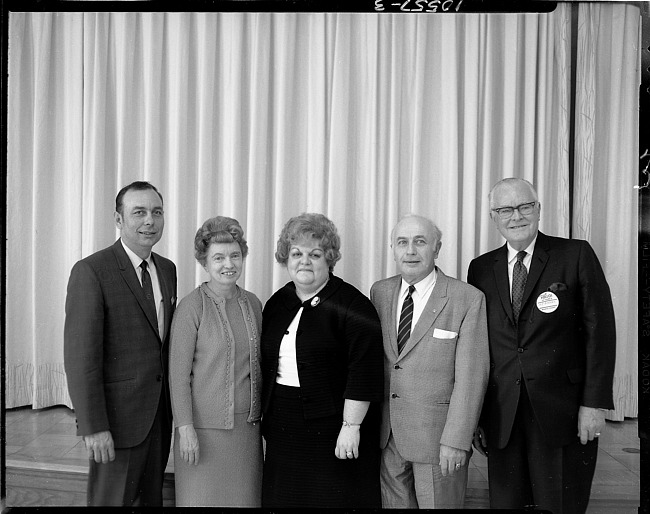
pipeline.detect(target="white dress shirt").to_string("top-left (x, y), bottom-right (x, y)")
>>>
top-left (396, 268), bottom-right (438, 332)
top-left (121, 239), bottom-right (164, 338)
top-left (506, 237), bottom-right (537, 301)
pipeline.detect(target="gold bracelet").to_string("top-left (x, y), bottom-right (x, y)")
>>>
top-left (342, 420), bottom-right (361, 427)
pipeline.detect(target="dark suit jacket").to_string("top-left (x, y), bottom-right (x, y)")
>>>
top-left (261, 274), bottom-right (384, 420)
top-left (467, 232), bottom-right (616, 450)
top-left (64, 239), bottom-right (177, 448)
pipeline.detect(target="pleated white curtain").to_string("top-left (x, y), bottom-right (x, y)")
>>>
top-left (572, 3), bottom-right (640, 420)
top-left (6, 7), bottom-right (637, 420)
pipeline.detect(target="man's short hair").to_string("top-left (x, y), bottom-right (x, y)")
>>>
top-left (390, 214), bottom-right (443, 246)
top-left (115, 181), bottom-right (164, 215)
top-left (488, 178), bottom-right (538, 209)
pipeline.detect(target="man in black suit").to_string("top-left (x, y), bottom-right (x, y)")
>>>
top-left (467, 177), bottom-right (616, 514)
top-left (64, 181), bottom-right (177, 506)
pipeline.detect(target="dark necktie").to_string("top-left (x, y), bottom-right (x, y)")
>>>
top-left (140, 260), bottom-right (157, 315)
top-left (397, 285), bottom-right (415, 354)
top-left (512, 251), bottom-right (527, 323)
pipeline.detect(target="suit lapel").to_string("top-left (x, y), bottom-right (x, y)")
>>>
top-left (521, 232), bottom-right (550, 309)
top-left (112, 240), bottom-right (161, 342)
top-left (384, 277), bottom-right (401, 359)
top-left (397, 269), bottom-right (449, 360)
top-left (492, 244), bottom-right (515, 325)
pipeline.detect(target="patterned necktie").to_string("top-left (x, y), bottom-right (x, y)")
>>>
top-left (397, 285), bottom-right (415, 354)
top-left (139, 260), bottom-right (157, 315)
top-left (512, 251), bottom-right (528, 323)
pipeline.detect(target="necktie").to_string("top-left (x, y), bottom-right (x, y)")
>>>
top-left (512, 251), bottom-right (527, 323)
top-left (140, 260), bottom-right (157, 315)
top-left (397, 285), bottom-right (415, 354)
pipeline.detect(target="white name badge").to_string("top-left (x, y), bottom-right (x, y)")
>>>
top-left (536, 292), bottom-right (559, 313)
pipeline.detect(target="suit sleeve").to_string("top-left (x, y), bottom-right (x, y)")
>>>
top-left (343, 293), bottom-right (384, 403)
top-left (578, 241), bottom-right (616, 409)
top-left (466, 260), bottom-right (476, 288)
top-left (63, 261), bottom-right (110, 436)
top-left (439, 289), bottom-right (490, 451)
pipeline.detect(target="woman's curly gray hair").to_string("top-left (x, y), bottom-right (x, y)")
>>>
top-left (275, 213), bottom-right (341, 272)
top-left (194, 216), bottom-right (248, 266)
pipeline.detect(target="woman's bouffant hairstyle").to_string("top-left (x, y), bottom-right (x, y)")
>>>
top-left (275, 213), bottom-right (341, 272)
top-left (194, 216), bottom-right (248, 266)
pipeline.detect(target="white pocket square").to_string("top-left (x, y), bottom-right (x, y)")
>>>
top-left (432, 328), bottom-right (458, 339)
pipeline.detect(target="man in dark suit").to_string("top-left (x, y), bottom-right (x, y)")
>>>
top-left (64, 181), bottom-right (177, 506)
top-left (467, 178), bottom-right (616, 514)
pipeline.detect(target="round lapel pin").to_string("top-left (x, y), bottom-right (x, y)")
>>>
top-left (536, 292), bottom-right (559, 313)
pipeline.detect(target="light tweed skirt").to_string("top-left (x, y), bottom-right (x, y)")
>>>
top-left (173, 412), bottom-right (263, 507)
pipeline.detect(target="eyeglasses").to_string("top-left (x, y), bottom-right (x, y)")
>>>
top-left (491, 202), bottom-right (537, 220)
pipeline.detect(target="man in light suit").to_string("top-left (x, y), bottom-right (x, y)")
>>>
top-left (370, 214), bottom-right (489, 508)
top-left (467, 178), bottom-right (616, 514)
top-left (64, 181), bottom-right (177, 506)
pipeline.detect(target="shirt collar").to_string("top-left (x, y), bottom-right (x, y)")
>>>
top-left (507, 235), bottom-right (537, 264)
top-left (121, 238), bottom-right (152, 269)
top-left (400, 267), bottom-right (437, 298)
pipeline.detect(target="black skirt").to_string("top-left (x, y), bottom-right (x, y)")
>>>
top-left (261, 384), bottom-right (381, 508)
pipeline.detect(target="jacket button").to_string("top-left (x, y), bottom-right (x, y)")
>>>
top-left (515, 378), bottom-right (521, 385)
top-left (391, 393), bottom-right (399, 399)
top-left (156, 375), bottom-right (163, 381)
top-left (517, 348), bottom-right (524, 353)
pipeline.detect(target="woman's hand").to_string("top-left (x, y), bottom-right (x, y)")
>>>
top-left (335, 424), bottom-right (360, 459)
top-left (178, 424), bottom-right (200, 465)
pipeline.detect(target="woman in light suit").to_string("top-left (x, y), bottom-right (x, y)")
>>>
top-left (169, 216), bottom-right (262, 507)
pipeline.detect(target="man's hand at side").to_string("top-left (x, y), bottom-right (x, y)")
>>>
top-left (83, 430), bottom-right (115, 463)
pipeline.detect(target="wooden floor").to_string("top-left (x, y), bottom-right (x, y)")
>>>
top-left (3, 405), bottom-right (641, 510)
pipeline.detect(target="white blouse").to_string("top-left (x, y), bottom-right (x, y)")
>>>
top-left (275, 307), bottom-right (304, 387)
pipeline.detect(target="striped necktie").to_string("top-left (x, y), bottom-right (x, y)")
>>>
top-left (397, 285), bottom-right (415, 354)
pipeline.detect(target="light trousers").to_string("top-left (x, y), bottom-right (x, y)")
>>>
top-left (380, 432), bottom-right (468, 509)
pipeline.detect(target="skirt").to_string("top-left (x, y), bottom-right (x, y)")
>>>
top-left (173, 412), bottom-right (263, 507)
top-left (261, 384), bottom-right (381, 508)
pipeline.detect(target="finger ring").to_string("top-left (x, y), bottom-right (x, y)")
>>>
top-left (346, 451), bottom-right (353, 457)
top-left (595, 432), bottom-right (601, 436)
top-left (455, 463), bottom-right (461, 469)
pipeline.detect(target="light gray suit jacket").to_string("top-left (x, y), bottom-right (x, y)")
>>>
top-left (370, 268), bottom-right (489, 464)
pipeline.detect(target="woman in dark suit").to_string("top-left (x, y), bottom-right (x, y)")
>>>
top-left (261, 213), bottom-right (384, 508)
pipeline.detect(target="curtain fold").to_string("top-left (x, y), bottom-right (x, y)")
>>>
top-left (7, 12), bottom-right (84, 408)
top-left (6, 8), bottom-right (637, 421)
top-left (573, 4), bottom-right (640, 420)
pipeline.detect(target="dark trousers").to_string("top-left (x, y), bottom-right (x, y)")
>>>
top-left (87, 395), bottom-right (171, 506)
top-left (488, 384), bottom-right (598, 514)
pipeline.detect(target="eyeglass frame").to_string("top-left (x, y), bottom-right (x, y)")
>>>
top-left (490, 201), bottom-right (538, 220)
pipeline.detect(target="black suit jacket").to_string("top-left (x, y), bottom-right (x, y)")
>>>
top-left (261, 275), bottom-right (384, 420)
top-left (64, 239), bottom-right (177, 448)
top-left (467, 232), bottom-right (615, 449)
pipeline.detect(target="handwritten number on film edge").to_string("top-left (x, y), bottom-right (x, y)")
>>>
top-left (375, 0), bottom-right (464, 13)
